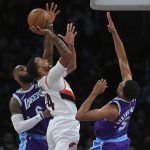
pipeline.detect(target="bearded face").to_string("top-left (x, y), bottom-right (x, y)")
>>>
top-left (18, 73), bottom-right (33, 84)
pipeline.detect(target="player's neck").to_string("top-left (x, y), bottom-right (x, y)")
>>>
top-left (21, 83), bottom-right (32, 91)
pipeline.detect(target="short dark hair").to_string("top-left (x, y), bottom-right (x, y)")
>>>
top-left (123, 80), bottom-right (141, 100)
top-left (27, 58), bottom-right (39, 79)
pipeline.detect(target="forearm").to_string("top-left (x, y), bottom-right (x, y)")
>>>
top-left (11, 114), bottom-right (43, 134)
top-left (43, 25), bottom-right (54, 65)
top-left (67, 44), bottom-right (77, 73)
top-left (112, 31), bottom-right (132, 80)
top-left (112, 31), bottom-right (128, 62)
top-left (76, 93), bottom-right (97, 119)
top-left (50, 32), bottom-right (72, 56)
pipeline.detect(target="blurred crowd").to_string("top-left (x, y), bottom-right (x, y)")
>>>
top-left (0, 0), bottom-right (150, 149)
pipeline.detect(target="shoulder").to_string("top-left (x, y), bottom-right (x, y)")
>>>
top-left (9, 97), bottom-right (22, 115)
top-left (9, 97), bottom-right (20, 106)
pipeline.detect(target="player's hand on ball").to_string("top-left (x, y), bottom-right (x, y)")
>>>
top-left (29, 26), bottom-right (51, 36)
top-left (107, 12), bottom-right (116, 33)
top-left (92, 79), bottom-right (108, 96)
top-left (46, 2), bottom-right (60, 24)
top-left (58, 23), bottom-right (77, 45)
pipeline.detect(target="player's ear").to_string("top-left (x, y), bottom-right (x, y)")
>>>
top-left (14, 74), bottom-right (19, 81)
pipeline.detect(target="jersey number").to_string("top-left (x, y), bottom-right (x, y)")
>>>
top-left (118, 116), bottom-right (130, 132)
top-left (46, 94), bottom-right (55, 110)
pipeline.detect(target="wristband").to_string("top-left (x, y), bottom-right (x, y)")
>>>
top-left (35, 114), bottom-right (43, 120)
top-left (40, 112), bottom-right (44, 119)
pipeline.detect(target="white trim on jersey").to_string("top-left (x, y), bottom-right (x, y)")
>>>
top-left (112, 101), bottom-right (121, 115)
top-left (17, 84), bottom-right (34, 93)
top-left (13, 93), bottom-right (22, 106)
top-left (115, 97), bottom-right (135, 103)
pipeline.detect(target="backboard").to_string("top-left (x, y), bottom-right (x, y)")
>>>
top-left (90, 0), bottom-right (150, 11)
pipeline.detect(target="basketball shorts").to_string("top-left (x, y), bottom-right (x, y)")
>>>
top-left (19, 132), bottom-right (48, 150)
top-left (46, 116), bottom-right (80, 150)
top-left (90, 134), bottom-right (130, 150)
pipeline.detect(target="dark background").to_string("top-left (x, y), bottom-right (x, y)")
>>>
top-left (0, 0), bottom-right (150, 149)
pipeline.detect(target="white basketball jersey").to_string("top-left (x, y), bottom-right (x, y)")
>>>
top-left (38, 74), bottom-right (77, 118)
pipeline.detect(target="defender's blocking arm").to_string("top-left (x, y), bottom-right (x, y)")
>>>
top-left (107, 12), bottom-right (132, 81)
top-left (76, 79), bottom-right (118, 121)
top-left (58, 23), bottom-right (77, 74)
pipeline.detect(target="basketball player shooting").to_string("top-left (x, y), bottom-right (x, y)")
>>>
top-left (27, 23), bottom-right (79, 150)
top-left (76, 12), bottom-right (140, 150)
top-left (9, 2), bottom-right (59, 150)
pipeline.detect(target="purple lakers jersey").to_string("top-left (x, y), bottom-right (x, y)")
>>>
top-left (94, 97), bottom-right (136, 139)
top-left (13, 82), bottom-right (50, 135)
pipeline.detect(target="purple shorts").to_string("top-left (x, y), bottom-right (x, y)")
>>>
top-left (19, 132), bottom-right (48, 150)
top-left (91, 134), bottom-right (130, 150)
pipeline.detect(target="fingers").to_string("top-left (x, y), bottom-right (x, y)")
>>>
top-left (106, 12), bottom-right (113, 24)
top-left (46, 3), bottom-right (49, 11)
top-left (97, 79), bottom-right (108, 88)
top-left (29, 26), bottom-right (44, 35)
top-left (67, 23), bottom-right (77, 36)
top-left (72, 25), bottom-right (75, 33)
top-left (29, 26), bottom-right (40, 33)
top-left (74, 31), bottom-right (77, 37)
top-left (53, 4), bottom-right (58, 12)
top-left (67, 24), bottom-right (70, 32)
top-left (47, 2), bottom-right (60, 14)
top-left (50, 2), bottom-right (54, 11)
top-left (55, 10), bottom-right (60, 16)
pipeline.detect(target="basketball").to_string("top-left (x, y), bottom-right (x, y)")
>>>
top-left (27, 8), bottom-right (50, 29)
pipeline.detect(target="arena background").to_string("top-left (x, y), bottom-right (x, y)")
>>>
top-left (0, 0), bottom-right (150, 149)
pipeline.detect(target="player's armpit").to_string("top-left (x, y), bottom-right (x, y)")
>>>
top-left (9, 97), bottom-right (22, 116)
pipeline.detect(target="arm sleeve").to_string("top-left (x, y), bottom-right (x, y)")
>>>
top-left (46, 61), bottom-right (67, 91)
top-left (11, 114), bottom-right (43, 134)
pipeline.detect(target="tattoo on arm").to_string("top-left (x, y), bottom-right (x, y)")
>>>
top-left (43, 25), bottom-right (54, 66)
top-left (50, 32), bottom-right (71, 56)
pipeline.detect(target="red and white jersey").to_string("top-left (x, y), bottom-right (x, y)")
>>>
top-left (38, 61), bottom-right (77, 119)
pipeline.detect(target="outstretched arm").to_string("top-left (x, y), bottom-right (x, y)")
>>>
top-left (9, 97), bottom-right (50, 134)
top-left (107, 12), bottom-right (132, 81)
top-left (30, 26), bottom-right (72, 68)
top-left (76, 79), bottom-right (118, 121)
top-left (58, 23), bottom-right (77, 74)
top-left (42, 2), bottom-right (60, 66)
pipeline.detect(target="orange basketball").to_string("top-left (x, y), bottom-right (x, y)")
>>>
top-left (27, 8), bottom-right (50, 29)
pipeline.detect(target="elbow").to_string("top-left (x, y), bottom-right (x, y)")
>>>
top-left (15, 127), bottom-right (23, 134)
top-left (75, 113), bottom-right (83, 121)
top-left (70, 64), bottom-right (77, 73)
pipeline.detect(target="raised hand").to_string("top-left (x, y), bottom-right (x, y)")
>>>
top-left (46, 2), bottom-right (60, 24)
top-left (92, 79), bottom-right (108, 96)
top-left (29, 26), bottom-right (51, 36)
top-left (107, 12), bottom-right (116, 33)
top-left (58, 23), bottom-right (77, 46)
